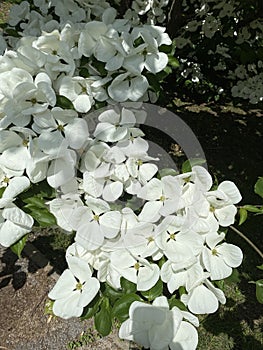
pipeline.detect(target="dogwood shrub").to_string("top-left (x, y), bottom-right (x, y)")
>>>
top-left (0, 1), bottom-right (244, 349)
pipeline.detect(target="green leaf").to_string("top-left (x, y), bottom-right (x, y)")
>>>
top-left (179, 286), bottom-right (186, 296)
top-left (256, 279), bottom-right (263, 304)
top-left (158, 168), bottom-right (179, 178)
top-left (239, 208), bottom-right (248, 225)
top-left (146, 73), bottom-right (161, 93)
top-left (94, 299), bottom-right (112, 336)
top-left (5, 28), bottom-right (21, 37)
top-left (120, 277), bottom-right (137, 294)
top-left (168, 296), bottom-right (187, 311)
top-left (112, 293), bottom-right (142, 322)
top-left (255, 177), bottom-right (263, 199)
top-left (79, 67), bottom-right (90, 78)
top-left (10, 234), bottom-right (28, 258)
top-left (0, 187), bottom-right (5, 198)
top-left (225, 268), bottom-right (240, 284)
top-left (102, 283), bottom-right (124, 304)
top-left (168, 55), bottom-right (180, 68)
top-left (81, 294), bottom-right (100, 320)
top-left (242, 205), bottom-right (263, 213)
top-left (181, 158), bottom-right (206, 173)
top-left (257, 264), bottom-right (263, 271)
top-left (56, 95), bottom-right (74, 109)
top-left (23, 196), bottom-right (47, 209)
top-left (24, 205), bottom-right (56, 227)
top-left (140, 279), bottom-right (163, 301)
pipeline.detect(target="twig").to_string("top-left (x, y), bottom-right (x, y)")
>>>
top-left (230, 225), bottom-right (263, 259)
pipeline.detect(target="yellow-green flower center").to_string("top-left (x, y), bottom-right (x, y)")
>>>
top-left (57, 124), bottom-right (64, 131)
top-left (170, 233), bottom-right (176, 240)
top-left (93, 214), bottom-right (100, 222)
top-left (75, 282), bottom-right (83, 291)
top-left (134, 262), bottom-right (140, 270)
top-left (210, 205), bottom-right (215, 213)
top-left (212, 248), bottom-right (219, 256)
top-left (160, 195), bottom-right (166, 202)
top-left (136, 159), bottom-right (143, 166)
top-left (22, 139), bottom-right (29, 147)
top-left (2, 176), bottom-right (10, 184)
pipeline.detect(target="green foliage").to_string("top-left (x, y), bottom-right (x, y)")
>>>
top-left (112, 293), bottom-right (142, 323)
top-left (255, 279), bottom-right (263, 304)
top-left (94, 297), bottom-right (112, 336)
top-left (10, 234), bottom-right (28, 258)
top-left (140, 279), bottom-right (163, 301)
top-left (67, 327), bottom-right (102, 349)
top-left (254, 177), bottom-right (263, 199)
top-left (56, 95), bottom-right (74, 109)
top-left (181, 158), bottom-right (206, 173)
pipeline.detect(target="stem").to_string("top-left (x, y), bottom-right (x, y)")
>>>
top-left (230, 225), bottom-right (263, 259)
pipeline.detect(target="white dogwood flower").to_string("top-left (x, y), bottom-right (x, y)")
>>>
top-left (202, 232), bottom-right (243, 280)
top-left (0, 204), bottom-right (34, 247)
top-left (110, 249), bottom-right (159, 291)
top-left (74, 197), bottom-right (122, 250)
top-left (48, 255), bottom-right (100, 319)
top-left (206, 181), bottom-right (242, 226)
top-left (58, 76), bottom-right (94, 113)
top-left (119, 296), bottom-right (199, 350)
top-left (138, 176), bottom-right (184, 222)
top-left (108, 72), bottom-right (149, 102)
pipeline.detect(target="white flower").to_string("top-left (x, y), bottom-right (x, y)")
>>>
top-left (110, 249), bottom-right (160, 291)
top-left (155, 215), bottom-right (204, 263)
top-left (108, 72), bottom-right (149, 102)
top-left (74, 197), bottom-right (122, 250)
top-left (119, 296), bottom-right (199, 350)
top-left (202, 232), bottom-right (243, 280)
top-left (8, 1), bottom-right (30, 26)
top-left (48, 255), bottom-right (100, 319)
top-left (2, 70), bottom-right (56, 126)
top-left (48, 196), bottom-right (83, 232)
top-left (0, 204), bottom-right (34, 247)
top-left (58, 76), bottom-right (94, 113)
top-left (47, 149), bottom-right (77, 188)
top-left (138, 176), bottom-right (183, 222)
top-left (94, 108), bottom-right (137, 142)
top-left (34, 107), bottom-right (89, 151)
top-left (206, 181), bottom-right (242, 226)
top-left (181, 277), bottom-right (226, 314)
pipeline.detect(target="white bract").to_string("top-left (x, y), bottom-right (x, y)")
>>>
top-left (48, 255), bottom-right (100, 319)
top-left (119, 296), bottom-right (199, 350)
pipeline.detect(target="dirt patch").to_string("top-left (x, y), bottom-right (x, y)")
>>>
top-left (0, 245), bottom-right (132, 350)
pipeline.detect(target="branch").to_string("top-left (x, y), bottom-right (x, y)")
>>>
top-left (230, 225), bottom-right (263, 259)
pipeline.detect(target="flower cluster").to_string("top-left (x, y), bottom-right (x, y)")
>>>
top-left (0, 1), bottom-right (244, 350)
top-left (172, 0), bottom-right (263, 103)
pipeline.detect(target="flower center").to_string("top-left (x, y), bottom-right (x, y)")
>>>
top-left (169, 233), bottom-right (176, 240)
top-left (22, 139), bottom-right (29, 147)
top-left (134, 262), bottom-right (140, 270)
top-left (210, 205), bottom-right (215, 212)
top-left (211, 248), bottom-right (219, 256)
top-left (160, 195), bottom-right (166, 202)
top-left (75, 282), bottom-right (83, 291)
top-left (57, 124), bottom-right (64, 131)
top-left (2, 176), bottom-right (10, 184)
top-left (93, 214), bottom-right (100, 222)
top-left (136, 159), bottom-right (143, 166)
top-left (31, 97), bottom-right (37, 105)
top-left (147, 236), bottom-right (154, 244)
